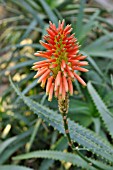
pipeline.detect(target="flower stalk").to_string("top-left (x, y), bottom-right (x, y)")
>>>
top-left (32, 20), bottom-right (104, 169)
top-left (59, 96), bottom-right (105, 170)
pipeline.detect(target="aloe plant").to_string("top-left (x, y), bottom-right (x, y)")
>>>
top-left (0, 0), bottom-right (113, 169)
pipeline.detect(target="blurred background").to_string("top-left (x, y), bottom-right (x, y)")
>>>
top-left (0, 0), bottom-right (113, 170)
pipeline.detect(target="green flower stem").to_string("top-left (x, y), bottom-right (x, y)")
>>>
top-left (60, 96), bottom-right (105, 170)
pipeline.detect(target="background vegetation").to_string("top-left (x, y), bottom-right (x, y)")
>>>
top-left (0, 0), bottom-right (113, 169)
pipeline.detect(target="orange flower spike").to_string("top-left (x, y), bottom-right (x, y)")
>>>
top-left (59, 77), bottom-right (63, 95)
top-left (55, 88), bottom-right (59, 98)
top-left (34, 52), bottom-right (51, 59)
top-left (74, 72), bottom-right (86, 86)
top-left (39, 40), bottom-right (52, 50)
top-left (32, 20), bottom-right (89, 101)
top-left (63, 70), bottom-right (68, 77)
top-left (56, 71), bottom-right (61, 87)
top-left (68, 77), bottom-right (73, 95)
top-left (32, 63), bottom-right (49, 70)
top-left (58, 20), bottom-right (61, 31)
top-left (60, 19), bottom-right (65, 30)
top-left (62, 60), bottom-right (66, 69)
top-left (49, 21), bottom-right (57, 33)
top-left (34, 59), bottom-right (55, 65)
top-left (46, 76), bottom-right (54, 95)
top-left (37, 69), bottom-right (51, 84)
top-left (44, 50), bottom-right (53, 56)
top-left (66, 65), bottom-right (74, 79)
top-left (75, 55), bottom-right (87, 60)
top-left (48, 83), bottom-right (54, 101)
top-left (34, 68), bottom-right (48, 78)
top-left (77, 61), bottom-right (88, 66)
top-left (63, 75), bottom-right (68, 92)
top-left (68, 59), bottom-right (79, 64)
top-left (61, 63), bottom-right (64, 72)
top-left (74, 67), bottom-right (89, 72)
top-left (54, 78), bottom-right (59, 92)
top-left (62, 82), bottom-right (66, 100)
top-left (50, 64), bottom-right (58, 69)
top-left (41, 77), bottom-right (47, 88)
top-left (33, 60), bottom-right (46, 65)
top-left (46, 28), bottom-right (56, 37)
top-left (64, 25), bottom-right (71, 34)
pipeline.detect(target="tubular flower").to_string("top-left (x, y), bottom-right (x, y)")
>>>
top-left (32, 20), bottom-right (89, 101)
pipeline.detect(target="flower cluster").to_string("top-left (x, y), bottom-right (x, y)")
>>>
top-left (32, 20), bottom-right (88, 101)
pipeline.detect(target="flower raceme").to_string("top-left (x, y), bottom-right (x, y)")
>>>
top-left (32, 20), bottom-right (88, 101)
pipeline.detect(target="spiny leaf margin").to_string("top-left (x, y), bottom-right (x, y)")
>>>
top-left (87, 82), bottom-right (113, 139)
top-left (13, 150), bottom-right (113, 170)
top-left (9, 77), bottom-right (113, 164)
top-left (0, 165), bottom-right (33, 170)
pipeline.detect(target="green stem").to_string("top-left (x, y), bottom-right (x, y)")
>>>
top-left (59, 96), bottom-right (105, 170)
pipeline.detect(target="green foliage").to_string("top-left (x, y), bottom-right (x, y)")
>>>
top-left (12, 150), bottom-right (113, 170)
top-left (0, 165), bottom-right (33, 170)
top-left (0, 129), bottom-right (32, 164)
top-left (38, 0), bottom-right (58, 24)
top-left (10, 77), bottom-right (113, 167)
top-left (0, 0), bottom-right (113, 169)
top-left (83, 33), bottom-right (113, 59)
top-left (87, 82), bottom-right (113, 139)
